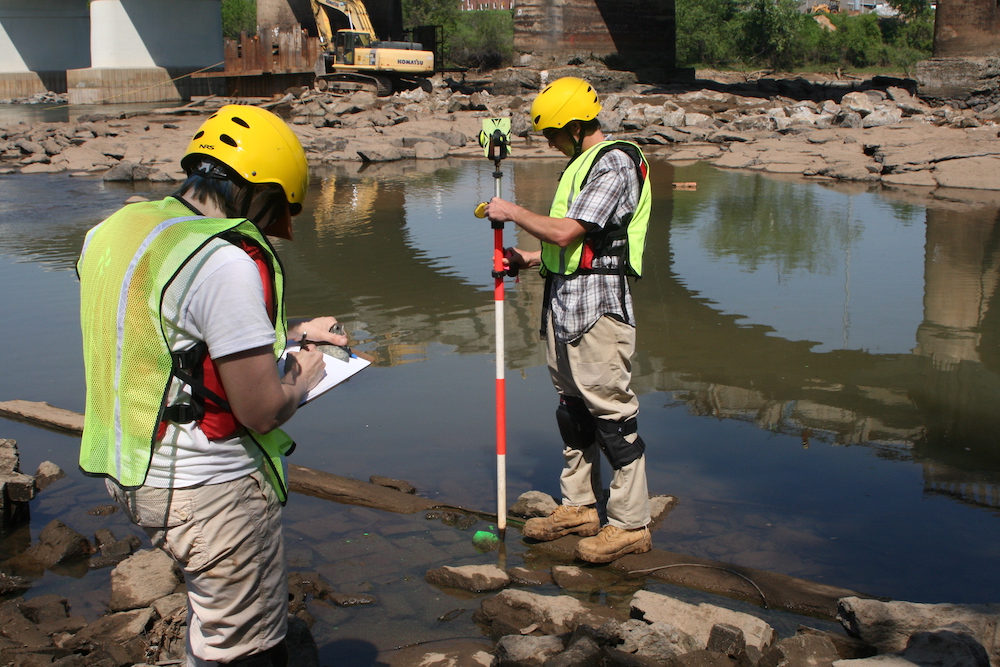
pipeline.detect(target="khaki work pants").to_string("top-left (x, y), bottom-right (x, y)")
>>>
top-left (108, 471), bottom-right (287, 667)
top-left (546, 314), bottom-right (651, 529)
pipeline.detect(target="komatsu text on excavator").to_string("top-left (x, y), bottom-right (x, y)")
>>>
top-left (310, 0), bottom-right (434, 96)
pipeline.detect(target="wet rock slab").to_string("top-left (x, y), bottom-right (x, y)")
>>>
top-left (1, 403), bottom-right (997, 666)
top-left (425, 564), bottom-right (510, 592)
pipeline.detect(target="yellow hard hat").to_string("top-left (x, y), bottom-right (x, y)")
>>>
top-left (529, 77), bottom-right (602, 131)
top-left (182, 105), bottom-right (309, 214)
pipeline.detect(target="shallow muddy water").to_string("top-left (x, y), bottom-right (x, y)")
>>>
top-left (3, 155), bottom-right (1000, 663)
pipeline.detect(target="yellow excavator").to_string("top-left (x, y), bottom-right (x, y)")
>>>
top-left (310, 0), bottom-right (435, 96)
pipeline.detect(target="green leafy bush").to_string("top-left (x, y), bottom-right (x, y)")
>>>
top-left (448, 10), bottom-right (514, 69)
top-left (675, 0), bottom-right (934, 73)
top-left (403, 0), bottom-right (461, 34)
top-left (221, 0), bottom-right (256, 39)
top-left (403, 0), bottom-right (512, 69)
top-left (676, 0), bottom-right (740, 66)
top-left (736, 0), bottom-right (808, 70)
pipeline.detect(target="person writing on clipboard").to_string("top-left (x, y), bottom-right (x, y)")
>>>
top-left (77, 105), bottom-right (344, 667)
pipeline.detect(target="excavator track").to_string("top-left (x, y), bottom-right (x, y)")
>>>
top-left (316, 73), bottom-right (392, 97)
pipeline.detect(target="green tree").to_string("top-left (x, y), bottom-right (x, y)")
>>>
top-left (221, 0), bottom-right (256, 38)
top-left (737, 0), bottom-right (808, 70)
top-left (676, 0), bottom-right (739, 66)
top-left (448, 10), bottom-right (513, 69)
top-left (830, 12), bottom-right (886, 67)
top-left (887, 0), bottom-right (932, 20)
top-left (402, 0), bottom-right (461, 33)
top-left (644, 0), bottom-right (934, 73)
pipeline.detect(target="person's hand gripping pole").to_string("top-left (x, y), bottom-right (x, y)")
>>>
top-left (476, 117), bottom-right (512, 540)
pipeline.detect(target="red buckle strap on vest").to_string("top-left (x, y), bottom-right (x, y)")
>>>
top-left (581, 242), bottom-right (595, 270)
top-left (159, 236), bottom-right (277, 441)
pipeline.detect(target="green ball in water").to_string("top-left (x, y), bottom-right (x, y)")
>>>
top-left (472, 530), bottom-right (499, 551)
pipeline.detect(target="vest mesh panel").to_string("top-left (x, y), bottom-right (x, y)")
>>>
top-left (78, 198), bottom-right (286, 488)
top-left (542, 141), bottom-right (651, 277)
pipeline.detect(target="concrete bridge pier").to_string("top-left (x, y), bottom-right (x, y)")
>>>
top-left (66, 0), bottom-right (224, 104)
top-left (916, 0), bottom-right (1000, 104)
top-left (0, 0), bottom-right (89, 99)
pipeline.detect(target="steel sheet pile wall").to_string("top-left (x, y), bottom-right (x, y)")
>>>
top-left (514, 0), bottom-right (675, 67)
top-left (222, 25), bottom-right (320, 76)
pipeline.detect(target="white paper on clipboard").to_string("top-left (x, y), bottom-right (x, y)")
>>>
top-left (278, 344), bottom-right (370, 405)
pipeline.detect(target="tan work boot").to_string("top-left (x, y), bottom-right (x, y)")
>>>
top-left (522, 505), bottom-right (600, 541)
top-left (574, 525), bottom-right (652, 563)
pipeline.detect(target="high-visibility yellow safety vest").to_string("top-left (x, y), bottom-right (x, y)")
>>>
top-left (541, 140), bottom-right (652, 277)
top-left (77, 197), bottom-right (295, 502)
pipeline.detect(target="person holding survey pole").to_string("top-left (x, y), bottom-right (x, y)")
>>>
top-left (77, 105), bottom-right (347, 667)
top-left (484, 76), bottom-right (654, 563)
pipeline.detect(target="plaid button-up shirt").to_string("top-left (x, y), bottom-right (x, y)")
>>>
top-left (544, 147), bottom-right (641, 344)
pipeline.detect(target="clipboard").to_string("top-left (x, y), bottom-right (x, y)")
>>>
top-left (278, 344), bottom-right (370, 405)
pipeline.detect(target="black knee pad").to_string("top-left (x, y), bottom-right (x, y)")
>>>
top-left (555, 395), bottom-right (596, 450)
top-left (596, 417), bottom-right (645, 470)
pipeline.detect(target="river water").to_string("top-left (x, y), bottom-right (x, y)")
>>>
top-left (3, 154), bottom-right (1000, 662)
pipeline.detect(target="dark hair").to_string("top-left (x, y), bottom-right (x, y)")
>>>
top-left (580, 118), bottom-right (601, 135)
top-left (177, 157), bottom-right (290, 232)
top-left (177, 157), bottom-right (251, 218)
top-left (178, 173), bottom-right (237, 211)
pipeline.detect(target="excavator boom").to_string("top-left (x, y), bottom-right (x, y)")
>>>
top-left (311, 0), bottom-right (376, 42)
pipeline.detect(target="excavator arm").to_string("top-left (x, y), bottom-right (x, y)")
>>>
top-left (310, 0), bottom-right (377, 43)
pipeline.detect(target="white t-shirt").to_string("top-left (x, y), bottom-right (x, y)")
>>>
top-left (144, 238), bottom-right (280, 488)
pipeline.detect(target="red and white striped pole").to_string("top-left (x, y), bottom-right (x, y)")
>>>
top-left (477, 119), bottom-right (511, 540)
top-left (491, 170), bottom-right (508, 541)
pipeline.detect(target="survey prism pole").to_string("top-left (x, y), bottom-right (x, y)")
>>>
top-left (478, 118), bottom-right (512, 540)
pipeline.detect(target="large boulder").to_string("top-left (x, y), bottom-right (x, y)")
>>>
top-left (103, 161), bottom-right (153, 181)
top-left (493, 635), bottom-right (566, 666)
top-left (840, 91), bottom-right (875, 116)
top-left (109, 549), bottom-right (182, 611)
top-left (18, 520), bottom-right (91, 571)
top-left (425, 564), bottom-right (509, 592)
top-left (474, 589), bottom-right (625, 639)
top-left (838, 597), bottom-right (1000, 663)
top-left (618, 618), bottom-right (700, 662)
top-left (492, 68), bottom-right (543, 96)
top-left (509, 491), bottom-right (557, 519)
top-left (65, 607), bottom-right (156, 666)
top-left (0, 439), bottom-right (35, 527)
top-left (631, 590), bottom-right (777, 654)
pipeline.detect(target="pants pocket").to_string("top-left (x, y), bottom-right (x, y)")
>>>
top-left (575, 361), bottom-right (613, 388)
top-left (107, 479), bottom-right (194, 529)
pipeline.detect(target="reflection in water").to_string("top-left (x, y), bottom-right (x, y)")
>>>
top-left (291, 159), bottom-right (1000, 520)
top-left (0, 101), bottom-right (186, 125)
top-left (696, 175), bottom-right (840, 275)
top-left (6, 159), bottom-right (1000, 605)
top-left (311, 175), bottom-right (379, 238)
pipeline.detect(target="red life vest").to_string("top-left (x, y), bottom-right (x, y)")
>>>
top-left (157, 237), bottom-right (276, 441)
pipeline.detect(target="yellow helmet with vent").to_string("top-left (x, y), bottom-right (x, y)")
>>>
top-left (529, 77), bottom-right (602, 131)
top-left (181, 105), bottom-right (309, 214)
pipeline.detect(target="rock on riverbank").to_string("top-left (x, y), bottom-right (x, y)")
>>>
top-left (1, 434), bottom-right (998, 667)
top-left (2, 66), bottom-right (1000, 193)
